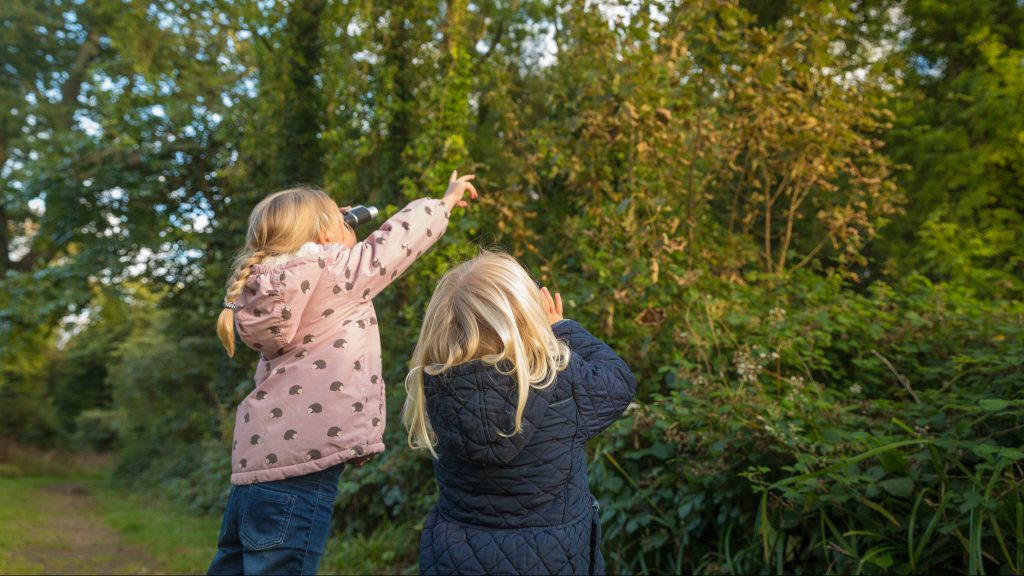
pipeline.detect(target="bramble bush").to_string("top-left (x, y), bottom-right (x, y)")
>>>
top-left (327, 261), bottom-right (1023, 574)
top-left (589, 272), bottom-right (1024, 574)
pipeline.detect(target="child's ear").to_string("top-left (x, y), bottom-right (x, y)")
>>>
top-left (316, 228), bottom-right (331, 244)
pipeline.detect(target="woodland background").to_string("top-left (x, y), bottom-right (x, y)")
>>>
top-left (1, 0), bottom-right (1022, 573)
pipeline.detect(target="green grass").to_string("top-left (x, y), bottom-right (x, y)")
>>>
top-left (0, 476), bottom-right (55, 574)
top-left (88, 479), bottom-right (221, 574)
top-left (0, 444), bottom-right (220, 575)
top-left (320, 520), bottom-right (420, 575)
top-left (1, 444), bottom-right (409, 575)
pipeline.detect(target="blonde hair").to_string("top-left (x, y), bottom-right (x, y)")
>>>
top-left (401, 250), bottom-right (571, 458)
top-left (216, 186), bottom-right (347, 357)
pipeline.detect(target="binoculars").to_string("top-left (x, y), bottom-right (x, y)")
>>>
top-left (343, 205), bottom-right (379, 228)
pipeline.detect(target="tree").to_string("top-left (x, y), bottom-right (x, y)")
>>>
top-left (1, 0), bottom-right (241, 450)
top-left (883, 0), bottom-right (1024, 296)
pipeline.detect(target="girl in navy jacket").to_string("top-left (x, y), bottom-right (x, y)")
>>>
top-left (402, 250), bottom-right (637, 575)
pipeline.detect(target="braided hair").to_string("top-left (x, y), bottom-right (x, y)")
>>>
top-left (216, 250), bottom-right (268, 357)
top-left (215, 186), bottom-right (346, 357)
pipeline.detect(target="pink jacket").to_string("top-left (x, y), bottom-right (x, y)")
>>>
top-left (228, 197), bottom-right (449, 485)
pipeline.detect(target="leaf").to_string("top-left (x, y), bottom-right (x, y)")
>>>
top-left (971, 443), bottom-right (1024, 462)
top-left (959, 491), bottom-right (987, 513)
top-left (880, 477), bottom-right (914, 499)
top-left (978, 399), bottom-right (1010, 411)
top-left (858, 496), bottom-right (901, 527)
top-left (868, 552), bottom-right (894, 569)
top-left (758, 62), bottom-right (780, 84)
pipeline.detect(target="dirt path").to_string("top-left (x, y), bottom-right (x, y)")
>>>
top-left (4, 482), bottom-right (161, 575)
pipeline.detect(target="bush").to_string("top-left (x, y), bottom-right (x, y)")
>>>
top-left (0, 392), bottom-right (64, 450)
top-left (588, 273), bottom-right (1024, 574)
top-left (71, 409), bottom-right (119, 452)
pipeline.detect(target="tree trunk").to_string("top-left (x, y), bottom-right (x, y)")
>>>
top-left (278, 0), bottom-right (327, 185)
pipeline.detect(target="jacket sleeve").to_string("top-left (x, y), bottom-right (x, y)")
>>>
top-left (332, 197), bottom-right (450, 302)
top-left (553, 319), bottom-right (637, 440)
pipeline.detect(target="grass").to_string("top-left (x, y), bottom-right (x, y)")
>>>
top-left (320, 520), bottom-right (421, 575)
top-left (0, 444), bottom-right (413, 575)
top-left (89, 479), bottom-right (221, 574)
top-left (0, 476), bottom-right (55, 574)
top-left (0, 443), bottom-right (113, 478)
top-left (0, 444), bottom-right (220, 575)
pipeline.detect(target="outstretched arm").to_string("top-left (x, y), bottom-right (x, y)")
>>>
top-left (334, 172), bottom-right (479, 301)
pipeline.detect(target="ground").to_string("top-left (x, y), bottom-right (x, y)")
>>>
top-left (1, 480), bottom-right (159, 574)
top-left (0, 450), bottom-right (412, 576)
top-left (0, 470), bottom-right (218, 575)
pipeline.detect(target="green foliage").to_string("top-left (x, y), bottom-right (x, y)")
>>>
top-left (588, 271), bottom-right (1024, 573)
top-left (320, 520), bottom-right (420, 575)
top-left (70, 409), bottom-right (120, 452)
top-left (2, 0), bottom-right (1022, 574)
top-left (882, 0), bottom-right (1024, 298)
top-left (0, 391), bottom-right (62, 448)
top-left (103, 287), bottom-right (234, 512)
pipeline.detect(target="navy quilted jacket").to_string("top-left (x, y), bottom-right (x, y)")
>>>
top-left (419, 320), bottom-right (637, 575)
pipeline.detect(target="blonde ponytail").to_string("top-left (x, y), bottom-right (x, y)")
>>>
top-left (217, 250), bottom-right (267, 357)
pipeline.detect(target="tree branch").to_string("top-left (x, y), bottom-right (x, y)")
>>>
top-left (0, 202), bottom-right (9, 275)
top-left (9, 229), bottom-right (74, 272)
top-left (58, 28), bottom-right (102, 131)
top-left (473, 2), bottom-right (517, 70)
top-left (0, 132), bottom-right (8, 275)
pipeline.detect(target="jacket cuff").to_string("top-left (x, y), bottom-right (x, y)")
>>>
top-left (551, 319), bottom-right (580, 337)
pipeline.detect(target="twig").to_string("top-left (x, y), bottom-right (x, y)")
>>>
top-left (871, 349), bottom-right (919, 404)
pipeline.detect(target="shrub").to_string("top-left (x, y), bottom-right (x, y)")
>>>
top-left (589, 273), bottom-right (1024, 574)
top-left (71, 409), bottom-right (119, 452)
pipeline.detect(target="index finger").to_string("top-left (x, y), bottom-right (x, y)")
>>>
top-left (539, 285), bottom-right (553, 307)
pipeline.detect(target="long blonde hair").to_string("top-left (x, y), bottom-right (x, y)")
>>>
top-left (401, 250), bottom-right (571, 457)
top-left (216, 186), bottom-right (346, 357)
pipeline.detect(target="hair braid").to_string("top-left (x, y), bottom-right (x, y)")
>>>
top-left (225, 250), bottom-right (268, 303)
top-left (216, 250), bottom-right (268, 357)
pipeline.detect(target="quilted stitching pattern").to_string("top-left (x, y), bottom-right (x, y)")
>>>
top-left (419, 320), bottom-right (636, 575)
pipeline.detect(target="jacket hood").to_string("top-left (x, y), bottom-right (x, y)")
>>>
top-left (425, 360), bottom-right (554, 466)
top-left (232, 244), bottom-right (340, 359)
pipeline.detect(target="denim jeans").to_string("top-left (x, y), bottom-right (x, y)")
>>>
top-left (207, 464), bottom-right (345, 575)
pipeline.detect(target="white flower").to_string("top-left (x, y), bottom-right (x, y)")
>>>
top-left (769, 306), bottom-right (787, 322)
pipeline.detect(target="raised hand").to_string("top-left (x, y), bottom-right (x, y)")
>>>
top-left (442, 171), bottom-right (479, 211)
top-left (539, 286), bottom-right (564, 325)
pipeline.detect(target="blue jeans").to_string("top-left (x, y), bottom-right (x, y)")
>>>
top-left (207, 464), bottom-right (344, 575)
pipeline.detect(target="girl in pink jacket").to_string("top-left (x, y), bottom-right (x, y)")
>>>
top-left (208, 172), bottom-right (478, 575)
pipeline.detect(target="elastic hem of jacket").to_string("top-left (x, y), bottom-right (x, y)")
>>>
top-left (434, 504), bottom-right (593, 534)
top-left (229, 442), bottom-right (384, 485)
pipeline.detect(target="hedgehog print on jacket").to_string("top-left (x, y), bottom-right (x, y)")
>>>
top-left (226, 197), bottom-right (449, 485)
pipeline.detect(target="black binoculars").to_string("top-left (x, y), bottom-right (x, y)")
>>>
top-left (343, 205), bottom-right (379, 228)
